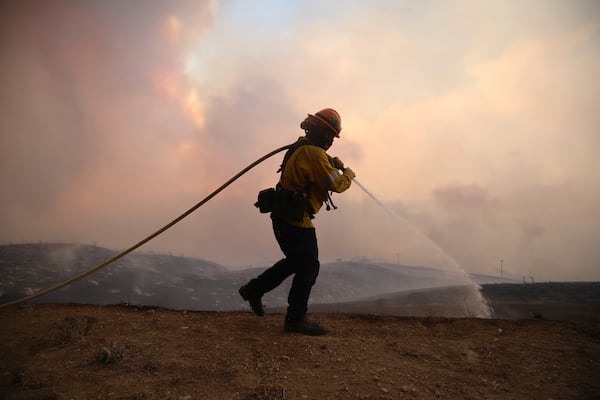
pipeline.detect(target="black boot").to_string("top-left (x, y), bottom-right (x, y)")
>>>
top-left (284, 317), bottom-right (327, 336)
top-left (238, 281), bottom-right (264, 317)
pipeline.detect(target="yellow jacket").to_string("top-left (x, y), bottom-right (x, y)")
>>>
top-left (279, 137), bottom-right (353, 227)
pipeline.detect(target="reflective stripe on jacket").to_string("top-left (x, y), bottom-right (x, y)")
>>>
top-left (279, 137), bottom-right (353, 227)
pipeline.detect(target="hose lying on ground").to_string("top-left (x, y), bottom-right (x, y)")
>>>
top-left (0, 144), bottom-right (292, 310)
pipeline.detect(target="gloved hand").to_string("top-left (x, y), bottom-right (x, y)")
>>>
top-left (330, 157), bottom-right (345, 170)
top-left (343, 167), bottom-right (356, 180)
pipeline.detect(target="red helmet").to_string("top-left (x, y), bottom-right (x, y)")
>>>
top-left (308, 108), bottom-right (342, 137)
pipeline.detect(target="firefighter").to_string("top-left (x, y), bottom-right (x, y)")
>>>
top-left (239, 108), bottom-right (356, 336)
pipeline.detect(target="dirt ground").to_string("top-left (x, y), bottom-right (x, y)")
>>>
top-left (1, 304), bottom-right (599, 400)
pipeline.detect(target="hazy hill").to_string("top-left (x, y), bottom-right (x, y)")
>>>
top-left (1, 243), bottom-right (501, 311)
top-left (0, 243), bottom-right (227, 308)
top-left (3, 243), bottom-right (599, 322)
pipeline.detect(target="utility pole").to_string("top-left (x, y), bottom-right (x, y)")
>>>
top-left (500, 259), bottom-right (503, 277)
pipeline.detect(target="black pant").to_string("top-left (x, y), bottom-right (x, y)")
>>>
top-left (252, 215), bottom-right (320, 321)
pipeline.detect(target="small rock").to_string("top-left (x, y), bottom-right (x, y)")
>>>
top-left (97, 346), bottom-right (124, 364)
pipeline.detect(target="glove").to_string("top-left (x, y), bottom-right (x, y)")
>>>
top-left (343, 167), bottom-right (356, 180)
top-left (330, 157), bottom-right (345, 170)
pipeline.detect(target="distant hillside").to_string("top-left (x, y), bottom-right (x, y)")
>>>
top-left (0, 243), bottom-right (227, 308)
top-left (5, 243), bottom-right (597, 322)
top-left (1, 243), bottom-right (491, 311)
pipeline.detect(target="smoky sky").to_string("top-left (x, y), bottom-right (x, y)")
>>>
top-left (1, 0), bottom-right (599, 281)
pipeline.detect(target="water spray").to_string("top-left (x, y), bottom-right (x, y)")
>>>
top-left (351, 177), bottom-right (492, 318)
top-left (352, 178), bottom-right (460, 270)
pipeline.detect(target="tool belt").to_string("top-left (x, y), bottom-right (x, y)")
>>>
top-left (254, 185), bottom-right (311, 222)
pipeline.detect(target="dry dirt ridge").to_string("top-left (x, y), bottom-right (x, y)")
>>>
top-left (1, 303), bottom-right (600, 400)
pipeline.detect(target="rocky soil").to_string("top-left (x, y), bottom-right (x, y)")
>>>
top-left (1, 303), bottom-right (599, 400)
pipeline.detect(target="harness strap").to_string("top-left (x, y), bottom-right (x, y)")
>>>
top-left (277, 138), bottom-right (339, 216)
top-left (277, 139), bottom-right (314, 217)
top-left (277, 139), bottom-right (311, 174)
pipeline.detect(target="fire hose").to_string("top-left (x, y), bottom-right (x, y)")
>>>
top-left (0, 144), bottom-right (293, 309)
